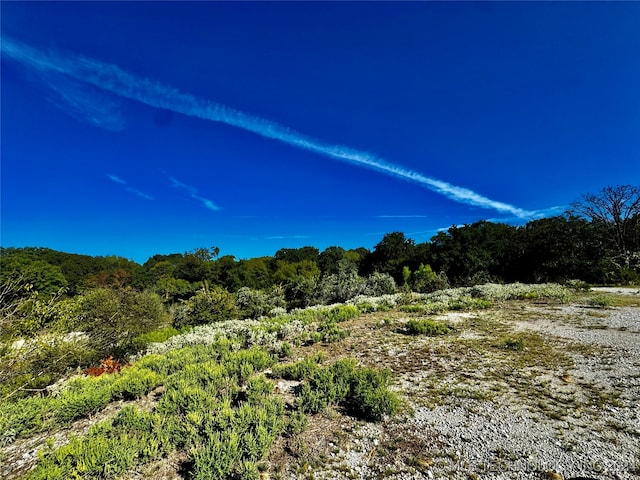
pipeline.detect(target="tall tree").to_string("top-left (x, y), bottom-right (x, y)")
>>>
top-left (572, 185), bottom-right (640, 264)
top-left (362, 232), bottom-right (417, 282)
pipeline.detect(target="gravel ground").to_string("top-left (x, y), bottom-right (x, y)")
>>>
top-left (296, 302), bottom-right (640, 480)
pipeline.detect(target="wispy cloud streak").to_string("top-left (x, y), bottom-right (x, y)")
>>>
top-left (377, 215), bottom-right (429, 218)
top-left (167, 175), bottom-right (220, 211)
top-left (126, 188), bottom-right (153, 200)
top-left (108, 174), bottom-right (126, 185)
top-left (106, 174), bottom-right (153, 200)
top-left (3, 36), bottom-right (535, 218)
top-left (265, 235), bottom-right (310, 240)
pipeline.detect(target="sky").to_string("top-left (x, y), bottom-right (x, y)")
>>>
top-left (1, 2), bottom-right (639, 263)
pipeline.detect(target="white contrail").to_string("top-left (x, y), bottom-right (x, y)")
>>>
top-left (107, 174), bottom-right (126, 185)
top-left (106, 174), bottom-right (153, 200)
top-left (167, 174), bottom-right (220, 211)
top-left (2, 36), bottom-right (535, 218)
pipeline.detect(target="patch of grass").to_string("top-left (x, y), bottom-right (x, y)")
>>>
top-left (584, 294), bottom-right (614, 308)
top-left (404, 319), bottom-right (451, 336)
top-left (271, 352), bottom-right (325, 380)
top-left (500, 336), bottom-right (525, 351)
top-left (611, 295), bottom-right (640, 307)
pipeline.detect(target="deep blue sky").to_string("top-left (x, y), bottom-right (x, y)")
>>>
top-left (2, 2), bottom-right (639, 263)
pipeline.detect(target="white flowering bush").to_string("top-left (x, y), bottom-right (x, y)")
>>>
top-left (467, 283), bottom-right (572, 302)
top-left (364, 272), bottom-right (397, 296)
top-left (236, 287), bottom-right (287, 319)
top-left (314, 270), bottom-right (367, 304)
top-left (146, 319), bottom-right (259, 354)
top-left (348, 293), bottom-right (402, 312)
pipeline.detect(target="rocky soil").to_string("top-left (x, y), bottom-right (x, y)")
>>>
top-left (270, 289), bottom-right (640, 480)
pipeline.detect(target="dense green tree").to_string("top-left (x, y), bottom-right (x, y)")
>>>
top-left (361, 232), bottom-right (417, 282)
top-left (318, 246), bottom-right (347, 276)
top-left (274, 246), bottom-right (320, 264)
top-left (272, 260), bottom-right (320, 284)
top-left (520, 216), bottom-right (610, 283)
top-left (236, 257), bottom-right (272, 290)
top-left (211, 255), bottom-right (242, 291)
top-left (431, 221), bottom-right (520, 285)
top-left (0, 254), bottom-right (68, 296)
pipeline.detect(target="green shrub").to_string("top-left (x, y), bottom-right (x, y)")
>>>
top-left (271, 352), bottom-right (325, 380)
top-left (405, 319), bottom-right (451, 336)
top-left (365, 272), bottom-right (397, 296)
top-left (27, 416), bottom-right (166, 480)
top-left (585, 294), bottom-right (613, 308)
top-left (317, 319), bottom-right (350, 343)
top-left (314, 269), bottom-right (367, 304)
top-left (286, 411), bottom-right (308, 436)
top-left (279, 342), bottom-right (293, 358)
top-left (501, 337), bottom-right (525, 351)
top-left (0, 396), bottom-right (53, 442)
top-left (173, 286), bottom-right (238, 329)
top-left (293, 358), bottom-right (398, 422)
top-left (71, 288), bottom-right (170, 358)
top-left (190, 431), bottom-right (241, 480)
top-left (399, 304), bottom-right (429, 314)
top-left (111, 367), bottom-right (162, 400)
top-left (246, 375), bottom-right (274, 404)
top-left (132, 326), bottom-right (180, 349)
top-left (55, 382), bottom-right (112, 424)
top-left (325, 305), bottom-right (360, 323)
top-left (411, 264), bottom-right (449, 293)
top-left (347, 367), bottom-right (400, 422)
top-left (356, 302), bottom-right (375, 313)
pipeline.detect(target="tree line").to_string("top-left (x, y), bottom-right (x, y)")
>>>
top-left (0, 185), bottom-right (637, 397)
top-left (1, 185), bottom-right (639, 304)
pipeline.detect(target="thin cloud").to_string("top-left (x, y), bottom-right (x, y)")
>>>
top-left (107, 174), bottom-right (126, 184)
top-left (167, 174), bottom-right (220, 211)
top-left (3, 36), bottom-right (535, 218)
top-left (126, 187), bottom-right (153, 200)
top-left (106, 174), bottom-right (153, 200)
top-left (265, 235), bottom-right (310, 240)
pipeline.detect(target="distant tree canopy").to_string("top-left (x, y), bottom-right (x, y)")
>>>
top-left (571, 185), bottom-right (640, 274)
top-left (2, 186), bottom-right (638, 298)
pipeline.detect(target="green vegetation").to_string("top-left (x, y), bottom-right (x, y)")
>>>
top-left (1, 333), bottom-right (396, 479)
top-left (273, 357), bottom-right (400, 422)
top-left (404, 319), bottom-right (451, 336)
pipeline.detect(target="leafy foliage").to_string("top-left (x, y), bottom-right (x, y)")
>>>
top-left (404, 319), bottom-right (451, 336)
top-left (173, 285), bottom-right (238, 329)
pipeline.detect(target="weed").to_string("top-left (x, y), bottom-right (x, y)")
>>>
top-left (584, 294), bottom-right (614, 308)
top-left (404, 319), bottom-right (451, 336)
top-left (501, 337), bottom-right (525, 351)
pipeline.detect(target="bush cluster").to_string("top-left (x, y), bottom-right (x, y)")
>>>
top-left (272, 356), bottom-right (400, 422)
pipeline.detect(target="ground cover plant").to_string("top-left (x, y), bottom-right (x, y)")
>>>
top-left (1, 299), bottom-right (398, 479)
top-left (2, 282), bottom-right (639, 480)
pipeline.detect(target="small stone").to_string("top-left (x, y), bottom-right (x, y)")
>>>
top-left (542, 471), bottom-right (563, 480)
